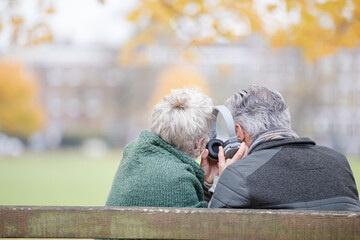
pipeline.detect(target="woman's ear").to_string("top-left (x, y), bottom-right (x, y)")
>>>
top-left (195, 138), bottom-right (204, 150)
top-left (235, 124), bottom-right (245, 141)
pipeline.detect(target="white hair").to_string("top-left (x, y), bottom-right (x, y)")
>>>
top-left (225, 86), bottom-right (291, 139)
top-left (151, 88), bottom-right (213, 159)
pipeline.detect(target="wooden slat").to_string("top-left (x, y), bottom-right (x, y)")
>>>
top-left (0, 206), bottom-right (359, 239)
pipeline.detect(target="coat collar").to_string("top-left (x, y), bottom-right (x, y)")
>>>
top-left (250, 137), bottom-right (316, 154)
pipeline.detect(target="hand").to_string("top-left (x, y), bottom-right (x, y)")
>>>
top-left (200, 149), bottom-right (219, 184)
top-left (218, 142), bottom-right (248, 177)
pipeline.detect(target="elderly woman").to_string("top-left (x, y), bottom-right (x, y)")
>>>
top-left (105, 88), bottom-right (213, 208)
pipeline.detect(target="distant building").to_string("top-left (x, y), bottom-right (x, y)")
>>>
top-left (7, 37), bottom-right (360, 154)
top-left (11, 44), bottom-right (158, 149)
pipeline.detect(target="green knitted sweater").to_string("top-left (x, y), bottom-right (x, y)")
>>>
top-left (106, 130), bottom-right (208, 208)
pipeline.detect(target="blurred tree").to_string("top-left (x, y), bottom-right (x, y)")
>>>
top-left (0, 60), bottom-right (45, 138)
top-left (1, 0), bottom-right (359, 61)
top-left (0, 0), bottom-right (54, 46)
top-left (124, 0), bottom-right (360, 61)
top-left (149, 65), bottom-right (210, 108)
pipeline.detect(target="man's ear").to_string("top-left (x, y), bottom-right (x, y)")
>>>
top-left (235, 124), bottom-right (245, 141)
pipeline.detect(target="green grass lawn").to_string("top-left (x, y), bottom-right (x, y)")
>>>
top-left (348, 157), bottom-right (360, 192)
top-left (0, 150), bottom-right (121, 206)
top-left (0, 151), bottom-right (359, 206)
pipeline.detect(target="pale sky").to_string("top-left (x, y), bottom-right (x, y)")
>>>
top-left (0, 0), bottom-right (139, 49)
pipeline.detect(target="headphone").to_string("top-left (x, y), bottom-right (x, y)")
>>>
top-left (206, 105), bottom-right (242, 161)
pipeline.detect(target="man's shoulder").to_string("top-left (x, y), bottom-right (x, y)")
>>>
top-left (226, 147), bottom-right (281, 178)
top-left (310, 144), bottom-right (347, 159)
top-left (308, 144), bottom-right (350, 168)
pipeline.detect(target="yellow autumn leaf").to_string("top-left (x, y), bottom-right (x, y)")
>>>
top-left (285, 0), bottom-right (297, 11)
top-left (271, 30), bottom-right (288, 47)
top-left (127, 8), bottom-right (144, 22)
top-left (27, 23), bottom-right (53, 45)
top-left (174, 0), bottom-right (192, 12)
top-left (315, 0), bottom-right (346, 14)
top-left (128, 1), bottom-right (148, 21)
top-left (146, 0), bottom-right (174, 24)
top-left (45, 6), bottom-right (55, 15)
top-left (339, 28), bottom-right (358, 47)
top-left (11, 16), bottom-right (24, 26)
top-left (267, 5), bottom-right (277, 12)
top-left (191, 36), bottom-right (215, 46)
top-left (248, 12), bottom-right (262, 32)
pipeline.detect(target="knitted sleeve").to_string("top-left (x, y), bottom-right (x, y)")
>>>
top-left (164, 167), bottom-right (208, 208)
top-left (105, 159), bottom-right (208, 208)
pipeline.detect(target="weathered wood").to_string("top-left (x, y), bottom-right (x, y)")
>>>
top-left (0, 206), bottom-right (359, 239)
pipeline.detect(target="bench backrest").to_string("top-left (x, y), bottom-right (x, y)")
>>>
top-left (0, 206), bottom-right (359, 239)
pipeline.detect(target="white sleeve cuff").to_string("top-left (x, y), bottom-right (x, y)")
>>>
top-left (208, 176), bottom-right (219, 193)
top-left (203, 181), bottom-right (212, 190)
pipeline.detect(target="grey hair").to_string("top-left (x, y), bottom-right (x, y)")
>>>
top-left (225, 86), bottom-right (291, 139)
top-left (151, 88), bottom-right (213, 159)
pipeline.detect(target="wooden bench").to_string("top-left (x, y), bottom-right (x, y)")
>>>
top-left (0, 206), bottom-right (359, 239)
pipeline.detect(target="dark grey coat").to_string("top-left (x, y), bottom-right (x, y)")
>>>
top-left (209, 138), bottom-right (360, 211)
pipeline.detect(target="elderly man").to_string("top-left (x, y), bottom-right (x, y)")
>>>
top-left (202, 85), bottom-right (360, 211)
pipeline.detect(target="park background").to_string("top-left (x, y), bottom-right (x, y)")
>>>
top-left (0, 0), bottom-right (359, 206)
